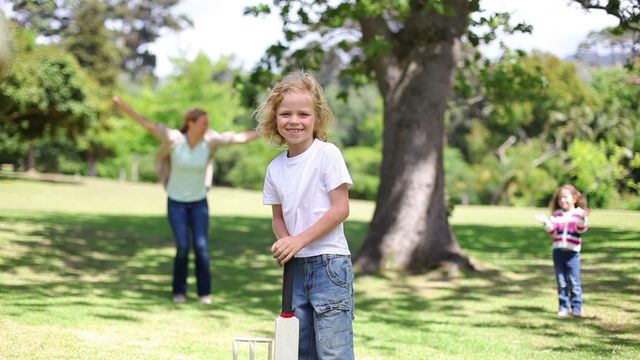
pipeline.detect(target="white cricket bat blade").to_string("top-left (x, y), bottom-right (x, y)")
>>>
top-left (274, 314), bottom-right (299, 360)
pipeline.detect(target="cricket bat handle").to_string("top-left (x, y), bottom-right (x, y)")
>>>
top-left (281, 261), bottom-right (294, 315)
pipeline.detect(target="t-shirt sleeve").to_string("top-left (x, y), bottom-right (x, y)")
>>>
top-left (153, 123), bottom-right (173, 144)
top-left (207, 130), bottom-right (244, 148)
top-left (263, 166), bottom-right (281, 205)
top-left (323, 144), bottom-right (353, 192)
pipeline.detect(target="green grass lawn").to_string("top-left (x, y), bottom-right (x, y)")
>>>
top-left (0, 175), bottom-right (638, 359)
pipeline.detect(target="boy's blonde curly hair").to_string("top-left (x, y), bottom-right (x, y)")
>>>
top-left (255, 70), bottom-right (334, 147)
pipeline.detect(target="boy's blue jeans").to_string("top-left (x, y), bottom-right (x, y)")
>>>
top-left (291, 254), bottom-right (355, 360)
top-left (552, 249), bottom-right (582, 312)
top-left (167, 198), bottom-right (211, 296)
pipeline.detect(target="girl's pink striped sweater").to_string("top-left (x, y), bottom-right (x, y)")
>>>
top-left (543, 207), bottom-right (589, 252)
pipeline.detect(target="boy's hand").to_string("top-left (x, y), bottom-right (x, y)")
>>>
top-left (272, 236), bottom-right (301, 265)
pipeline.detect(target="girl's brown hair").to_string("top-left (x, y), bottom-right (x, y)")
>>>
top-left (180, 108), bottom-right (207, 133)
top-left (549, 184), bottom-right (587, 211)
top-left (255, 70), bottom-right (333, 147)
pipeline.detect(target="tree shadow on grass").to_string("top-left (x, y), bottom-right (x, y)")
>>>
top-left (347, 223), bottom-right (640, 356)
top-left (454, 224), bottom-right (640, 294)
top-left (0, 212), bottom-right (286, 317)
top-left (0, 213), bottom-right (638, 356)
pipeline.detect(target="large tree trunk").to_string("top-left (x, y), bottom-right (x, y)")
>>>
top-left (356, 2), bottom-right (473, 274)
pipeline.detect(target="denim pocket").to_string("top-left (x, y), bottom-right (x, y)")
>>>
top-left (314, 295), bottom-right (353, 349)
top-left (325, 257), bottom-right (352, 288)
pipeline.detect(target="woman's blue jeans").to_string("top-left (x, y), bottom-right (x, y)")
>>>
top-left (553, 249), bottom-right (582, 312)
top-left (167, 198), bottom-right (210, 296)
top-left (291, 254), bottom-right (355, 360)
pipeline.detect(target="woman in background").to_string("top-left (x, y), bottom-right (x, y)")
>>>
top-left (112, 96), bottom-right (258, 304)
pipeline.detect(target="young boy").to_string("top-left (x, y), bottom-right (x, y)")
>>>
top-left (257, 71), bottom-right (355, 359)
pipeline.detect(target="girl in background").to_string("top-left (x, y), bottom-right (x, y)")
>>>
top-left (536, 184), bottom-right (590, 318)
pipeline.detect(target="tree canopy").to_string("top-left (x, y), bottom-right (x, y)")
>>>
top-left (238, 0), bottom-right (640, 274)
top-left (0, 0), bottom-right (638, 256)
top-left (7, 0), bottom-right (191, 79)
top-left (0, 28), bottom-right (99, 142)
top-left (0, 11), bottom-right (10, 75)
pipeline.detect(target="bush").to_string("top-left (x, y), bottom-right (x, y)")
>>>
top-left (568, 139), bottom-right (626, 208)
top-left (343, 146), bottom-right (381, 200)
top-left (215, 141), bottom-right (281, 190)
top-left (612, 193), bottom-right (640, 211)
top-left (444, 147), bottom-right (478, 205)
top-left (504, 142), bottom-right (559, 207)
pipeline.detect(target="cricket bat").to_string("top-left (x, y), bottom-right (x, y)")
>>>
top-left (274, 261), bottom-right (299, 360)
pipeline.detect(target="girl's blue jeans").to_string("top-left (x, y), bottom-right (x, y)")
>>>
top-left (167, 198), bottom-right (211, 296)
top-left (553, 248), bottom-right (582, 312)
top-left (291, 254), bottom-right (355, 360)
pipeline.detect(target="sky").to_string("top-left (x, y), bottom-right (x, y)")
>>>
top-left (148, 0), bottom-right (284, 77)
top-left (149, 0), bottom-right (620, 77)
top-left (1, 0), bottom-right (621, 77)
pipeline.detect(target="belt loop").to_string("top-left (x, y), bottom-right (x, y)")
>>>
top-left (321, 254), bottom-right (328, 265)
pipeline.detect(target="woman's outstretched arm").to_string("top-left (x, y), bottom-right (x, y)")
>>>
top-left (112, 96), bottom-right (157, 134)
top-left (232, 129), bottom-right (259, 144)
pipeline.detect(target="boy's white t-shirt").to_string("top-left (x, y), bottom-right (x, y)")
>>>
top-left (263, 139), bottom-right (353, 258)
